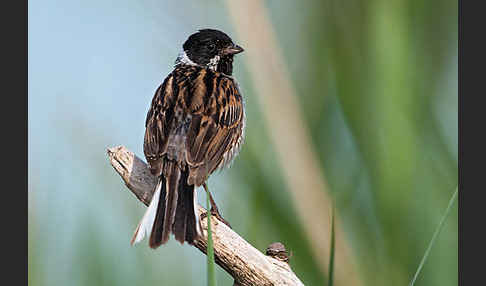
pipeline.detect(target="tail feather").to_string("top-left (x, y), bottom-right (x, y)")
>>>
top-left (172, 169), bottom-right (188, 243)
top-left (130, 179), bottom-right (164, 245)
top-left (184, 186), bottom-right (201, 243)
top-left (172, 194), bottom-right (187, 243)
top-left (146, 177), bottom-right (167, 246)
top-left (149, 162), bottom-right (180, 248)
top-left (173, 170), bottom-right (201, 244)
top-left (131, 161), bottom-right (202, 248)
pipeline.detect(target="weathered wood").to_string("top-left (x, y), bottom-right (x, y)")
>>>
top-left (107, 145), bottom-right (304, 286)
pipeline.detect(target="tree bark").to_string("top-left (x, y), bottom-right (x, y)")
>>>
top-left (107, 145), bottom-right (304, 286)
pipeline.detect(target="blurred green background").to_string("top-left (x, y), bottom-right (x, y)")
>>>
top-left (28, 0), bottom-right (457, 285)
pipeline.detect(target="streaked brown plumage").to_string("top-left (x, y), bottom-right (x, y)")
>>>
top-left (131, 29), bottom-right (245, 248)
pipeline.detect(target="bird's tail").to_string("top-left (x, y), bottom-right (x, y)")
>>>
top-left (130, 162), bottom-right (201, 248)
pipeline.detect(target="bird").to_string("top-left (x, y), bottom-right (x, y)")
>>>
top-left (130, 29), bottom-right (245, 249)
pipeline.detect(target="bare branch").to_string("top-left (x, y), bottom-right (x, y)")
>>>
top-left (107, 145), bottom-right (304, 286)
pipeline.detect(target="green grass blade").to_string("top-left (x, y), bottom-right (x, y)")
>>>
top-left (328, 203), bottom-right (335, 286)
top-left (409, 187), bottom-right (458, 286)
top-left (206, 189), bottom-right (217, 286)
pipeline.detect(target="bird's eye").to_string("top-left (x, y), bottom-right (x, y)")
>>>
top-left (208, 43), bottom-right (216, 51)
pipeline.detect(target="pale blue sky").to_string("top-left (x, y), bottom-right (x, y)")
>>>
top-left (28, 1), bottom-right (247, 285)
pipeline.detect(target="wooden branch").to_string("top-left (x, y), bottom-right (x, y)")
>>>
top-left (107, 145), bottom-right (304, 286)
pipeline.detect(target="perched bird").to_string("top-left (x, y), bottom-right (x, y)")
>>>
top-left (131, 29), bottom-right (245, 248)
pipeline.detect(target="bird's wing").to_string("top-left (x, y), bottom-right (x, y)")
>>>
top-left (143, 72), bottom-right (177, 177)
top-left (144, 67), bottom-right (244, 184)
top-left (184, 70), bottom-right (245, 186)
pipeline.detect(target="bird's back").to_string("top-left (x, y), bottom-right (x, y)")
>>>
top-left (144, 65), bottom-right (245, 186)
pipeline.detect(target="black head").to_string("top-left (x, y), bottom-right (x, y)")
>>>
top-left (176, 29), bottom-right (244, 75)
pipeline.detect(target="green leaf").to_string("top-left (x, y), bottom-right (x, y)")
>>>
top-left (328, 204), bottom-right (335, 286)
top-left (206, 188), bottom-right (217, 286)
top-left (409, 187), bottom-right (458, 286)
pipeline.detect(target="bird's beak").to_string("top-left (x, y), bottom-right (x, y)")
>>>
top-left (223, 44), bottom-right (244, 55)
